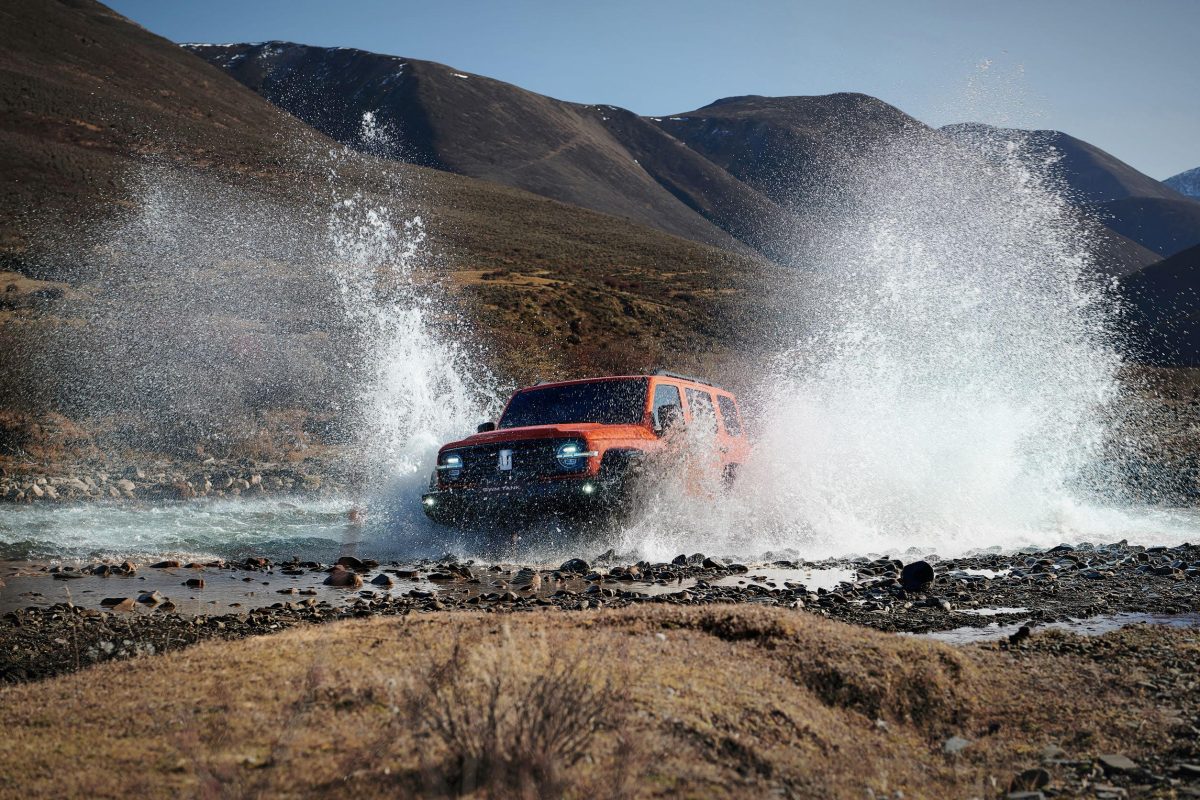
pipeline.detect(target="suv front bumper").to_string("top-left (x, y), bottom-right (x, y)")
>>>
top-left (421, 476), bottom-right (623, 525)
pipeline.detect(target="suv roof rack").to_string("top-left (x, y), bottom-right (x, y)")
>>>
top-left (652, 369), bottom-right (725, 391)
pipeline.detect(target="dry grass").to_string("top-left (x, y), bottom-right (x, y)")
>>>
top-left (0, 605), bottom-right (1191, 799)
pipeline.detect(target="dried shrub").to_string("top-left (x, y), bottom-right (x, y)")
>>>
top-left (404, 626), bottom-right (630, 798)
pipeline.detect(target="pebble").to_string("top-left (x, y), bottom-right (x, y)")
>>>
top-left (942, 735), bottom-right (971, 754)
top-left (1098, 754), bottom-right (1138, 774)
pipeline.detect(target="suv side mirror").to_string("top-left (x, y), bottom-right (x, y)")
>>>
top-left (477, 421), bottom-right (496, 433)
top-left (656, 404), bottom-right (681, 435)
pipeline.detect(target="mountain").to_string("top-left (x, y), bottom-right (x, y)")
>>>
top-left (183, 42), bottom-right (786, 256)
top-left (942, 124), bottom-right (1200, 259)
top-left (1165, 167), bottom-right (1200, 199)
top-left (0, 1), bottom-right (785, 464)
top-left (186, 43), bottom-right (937, 262)
top-left (651, 93), bottom-right (922, 206)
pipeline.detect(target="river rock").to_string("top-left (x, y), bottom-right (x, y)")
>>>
top-left (900, 561), bottom-right (936, 591)
top-left (185, 578), bottom-right (205, 589)
top-left (336, 556), bottom-right (365, 572)
top-left (370, 574), bottom-right (395, 587)
top-left (325, 567), bottom-right (363, 588)
top-left (703, 556), bottom-right (727, 569)
top-left (559, 558), bottom-right (590, 574)
top-left (151, 560), bottom-right (182, 569)
top-left (100, 597), bottom-right (136, 612)
top-left (137, 591), bottom-right (164, 605)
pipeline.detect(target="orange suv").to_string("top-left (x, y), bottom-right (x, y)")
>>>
top-left (421, 371), bottom-right (748, 525)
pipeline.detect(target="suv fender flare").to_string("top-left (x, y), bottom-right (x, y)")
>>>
top-left (599, 448), bottom-right (647, 482)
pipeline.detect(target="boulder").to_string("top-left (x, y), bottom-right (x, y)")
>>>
top-left (335, 556), bottom-right (365, 572)
top-left (324, 567), bottom-right (363, 588)
top-left (559, 558), bottom-right (590, 574)
top-left (900, 561), bottom-right (936, 591)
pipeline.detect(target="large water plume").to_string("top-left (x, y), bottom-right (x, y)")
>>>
top-left (619, 125), bottom-right (1184, 560)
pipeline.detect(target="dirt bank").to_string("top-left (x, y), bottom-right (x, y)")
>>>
top-left (0, 605), bottom-right (1197, 799)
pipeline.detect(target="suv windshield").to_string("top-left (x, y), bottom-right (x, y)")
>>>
top-left (499, 378), bottom-right (649, 429)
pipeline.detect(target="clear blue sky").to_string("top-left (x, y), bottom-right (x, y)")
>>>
top-left (109, 0), bottom-right (1198, 179)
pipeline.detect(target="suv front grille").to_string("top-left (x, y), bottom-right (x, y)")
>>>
top-left (443, 438), bottom-right (580, 487)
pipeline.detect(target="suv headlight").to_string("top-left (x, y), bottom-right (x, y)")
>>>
top-left (437, 452), bottom-right (463, 480)
top-left (556, 441), bottom-right (597, 471)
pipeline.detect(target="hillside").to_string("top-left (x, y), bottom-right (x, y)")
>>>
top-left (192, 43), bottom-right (1184, 277)
top-left (0, 0), bottom-right (786, 465)
top-left (183, 42), bottom-right (784, 256)
top-left (1122, 242), bottom-right (1200, 366)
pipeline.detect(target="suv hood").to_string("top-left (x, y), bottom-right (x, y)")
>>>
top-left (440, 423), bottom-right (609, 451)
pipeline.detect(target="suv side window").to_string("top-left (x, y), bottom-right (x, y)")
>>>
top-left (652, 383), bottom-right (682, 430)
top-left (717, 395), bottom-right (742, 436)
top-left (684, 388), bottom-right (718, 433)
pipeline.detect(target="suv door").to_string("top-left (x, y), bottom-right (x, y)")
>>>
top-left (651, 382), bottom-right (683, 434)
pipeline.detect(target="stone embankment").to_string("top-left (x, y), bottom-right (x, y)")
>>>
top-left (0, 463), bottom-right (346, 503)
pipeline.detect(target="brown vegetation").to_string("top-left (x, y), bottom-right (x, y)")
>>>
top-left (0, 605), bottom-right (1193, 799)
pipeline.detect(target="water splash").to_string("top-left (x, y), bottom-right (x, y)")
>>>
top-left (744, 128), bottom-right (1132, 555)
top-left (615, 124), bottom-right (1181, 561)
top-left (323, 117), bottom-right (498, 554)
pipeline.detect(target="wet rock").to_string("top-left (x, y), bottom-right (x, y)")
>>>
top-left (335, 556), bottom-right (365, 572)
top-left (370, 574), bottom-right (395, 587)
top-left (671, 554), bottom-right (688, 566)
top-left (136, 591), bottom-right (164, 605)
top-left (702, 557), bottom-right (727, 570)
top-left (185, 578), bottom-right (205, 589)
top-left (324, 567), bottom-right (363, 588)
top-left (150, 560), bottom-right (182, 569)
top-left (900, 561), bottom-right (935, 591)
top-left (559, 558), bottom-right (589, 574)
top-left (100, 598), bottom-right (136, 612)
